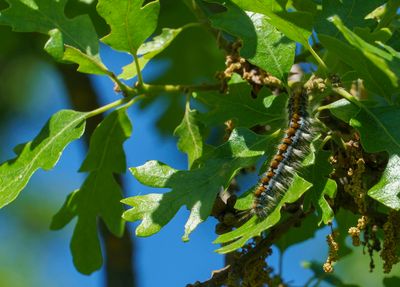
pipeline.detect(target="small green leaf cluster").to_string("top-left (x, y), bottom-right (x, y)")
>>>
top-left (0, 0), bottom-right (400, 285)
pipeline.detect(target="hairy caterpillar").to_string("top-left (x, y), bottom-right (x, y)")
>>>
top-left (252, 85), bottom-right (313, 218)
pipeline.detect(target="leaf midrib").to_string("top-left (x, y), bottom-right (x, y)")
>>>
top-left (263, 30), bottom-right (284, 78)
top-left (36, 5), bottom-right (90, 53)
top-left (0, 112), bottom-right (86, 202)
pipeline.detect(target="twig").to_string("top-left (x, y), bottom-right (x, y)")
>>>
top-left (187, 209), bottom-right (312, 287)
top-left (139, 83), bottom-right (222, 94)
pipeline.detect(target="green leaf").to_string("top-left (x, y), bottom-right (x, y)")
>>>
top-left (205, 0), bottom-right (257, 58)
top-left (63, 45), bottom-right (111, 75)
top-left (206, 1), bottom-right (295, 79)
top-left (291, 0), bottom-right (318, 14)
top-left (354, 27), bottom-right (392, 44)
top-left (174, 102), bottom-right (205, 169)
top-left (214, 175), bottom-right (312, 253)
top-left (51, 108), bottom-right (132, 274)
top-left (378, 41), bottom-right (400, 59)
top-left (315, 0), bottom-right (386, 37)
top-left (119, 57), bottom-right (147, 81)
top-left (130, 160), bottom-right (178, 188)
top-left (349, 106), bottom-right (400, 154)
top-left (303, 148), bottom-right (337, 225)
top-left (194, 81), bottom-right (287, 128)
top-left (320, 99), bottom-right (360, 123)
top-left (384, 276), bottom-right (400, 287)
top-left (122, 128), bottom-right (280, 241)
top-left (320, 34), bottom-right (397, 100)
top-left (368, 154), bottom-right (400, 210)
top-left (97, 0), bottom-right (160, 54)
top-left (0, 110), bottom-right (86, 209)
top-left (214, 136), bottom-right (320, 252)
top-left (79, 109), bottom-right (131, 173)
top-left (44, 28), bottom-right (65, 59)
top-left (50, 190), bottom-right (80, 230)
top-left (324, 98), bottom-right (400, 210)
top-left (275, 214), bottom-right (319, 252)
top-left (319, 16), bottom-right (399, 99)
top-left (230, 0), bottom-right (314, 46)
top-left (378, 0), bottom-right (400, 35)
top-left (335, 209), bottom-right (356, 257)
top-left (119, 27), bottom-right (183, 80)
top-left (221, 0), bottom-right (272, 13)
top-left (332, 15), bottom-right (398, 81)
top-left (247, 13), bottom-right (295, 79)
top-left (0, 0), bottom-right (99, 57)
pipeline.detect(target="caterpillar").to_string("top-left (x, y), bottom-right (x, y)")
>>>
top-left (252, 84), bottom-right (313, 218)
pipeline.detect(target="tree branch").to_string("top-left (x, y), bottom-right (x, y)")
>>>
top-left (187, 209), bottom-right (311, 287)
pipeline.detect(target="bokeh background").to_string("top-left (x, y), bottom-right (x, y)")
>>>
top-left (1, 1), bottom-right (400, 286)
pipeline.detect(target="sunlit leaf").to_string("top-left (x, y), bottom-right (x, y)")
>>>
top-left (97, 0), bottom-right (160, 54)
top-left (0, 0), bottom-right (99, 57)
top-left (214, 175), bottom-right (312, 253)
top-left (319, 16), bottom-right (399, 99)
top-left (319, 99), bottom-right (360, 123)
top-left (174, 102), bottom-right (205, 169)
top-left (247, 13), bottom-right (295, 80)
top-left (63, 45), bottom-right (111, 75)
top-left (119, 27), bottom-right (183, 79)
top-left (0, 110), bottom-right (86, 209)
top-left (206, 1), bottom-right (295, 79)
top-left (368, 154), bottom-right (400, 210)
top-left (122, 128), bottom-right (279, 241)
top-left (230, 0), bottom-right (314, 46)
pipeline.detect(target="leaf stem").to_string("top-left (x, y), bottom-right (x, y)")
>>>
top-left (133, 54), bottom-right (144, 87)
top-left (85, 96), bottom-right (134, 119)
top-left (122, 95), bottom-right (145, 109)
top-left (181, 22), bottom-right (205, 30)
top-left (331, 86), bottom-right (360, 107)
top-left (85, 80), bottom-right (220, 119)
top-left (108, 73), bottom-right (136, 97)
top-left (306, 43), bottom-right (328, 71)
top-left (140, 83), bottom-right (221, 94)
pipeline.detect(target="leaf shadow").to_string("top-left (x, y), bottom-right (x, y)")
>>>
top-left (202, 0), bottom-right (258, 58)
top-left (146, 128), bottom-right (278, 238)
